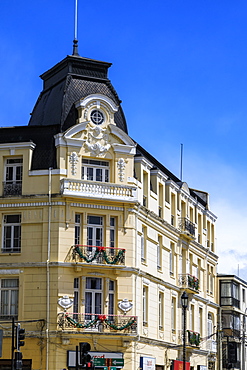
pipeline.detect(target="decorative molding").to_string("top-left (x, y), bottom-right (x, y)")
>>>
top-left (0, 269), bottom-right (21, 275)
top-left (29, 169), bottom-right (67, 176)
top-left (69, 152), bottom-right (79, 175)
top-left (117, 158), bottom-right (126, 182)
top-left (84, 125), bottom-right (111, 156)
top-left (118, 299), bottom-right (133, 313)
top-left (58, 295), bottom-right (73, 309)
top-left (0, 142), bottom-right (36, 151)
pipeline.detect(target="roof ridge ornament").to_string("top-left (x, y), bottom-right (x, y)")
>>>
top-left (72, 0), bottom-right (79, 56)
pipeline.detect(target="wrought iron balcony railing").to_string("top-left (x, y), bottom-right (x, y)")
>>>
top-left (179, 330), bottom-right (200, 347)
top-left (179, 217), bottom-right (195, 238)
top-left (57, 312), bottom-right (138, 334)
top-left (3, 181), bottom-right (22, 196)
top-left (178, 274), bottom-right (200, 293)
top-left (60, 179), bottom-right (137, 202)
top-left (72, 245), bottom-right (125, 265)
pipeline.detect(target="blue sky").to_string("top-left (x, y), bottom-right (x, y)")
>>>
top-left (1, 1), bottom-right (247, 279)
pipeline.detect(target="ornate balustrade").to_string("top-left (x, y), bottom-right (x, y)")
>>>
top-left (179, 217), bottom-right (195, 238)
top-left (178, 274), bottom-right (200, 293)
top-left (57, 312), bottom-right (137, 334)
top-left (3, 182), bottom-right (22, 196)
top-left (60, 179), bottom-right (137, 202)
top-left (72, 245), bottom-right (125, 265)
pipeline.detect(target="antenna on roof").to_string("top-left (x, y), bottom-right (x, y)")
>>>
top-left (72, 0), bottom-right (79, 56)
top-left (180, 143), bottom-right (183, 181)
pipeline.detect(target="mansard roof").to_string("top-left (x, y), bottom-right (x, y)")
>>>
top-left (28, 55), bottom-right (128, 134)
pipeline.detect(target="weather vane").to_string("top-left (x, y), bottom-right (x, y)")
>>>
top-left (73, 0), bottom-right (79, 56)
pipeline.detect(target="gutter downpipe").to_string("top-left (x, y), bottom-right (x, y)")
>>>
top-left (135, 203), bottom-right (141, 356)
top-left (46, 168), bottom-right (52, 370)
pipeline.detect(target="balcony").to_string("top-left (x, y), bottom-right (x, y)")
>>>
top-left (71, 245), bottom-right (125, 265)
top-left (179, 330), bottom-right (200, 347)
top-left (206, 339), bottom-right (217, 353)
top-left (179, 217), bottom-right (195, 239)
top-left (57, 312), bottom-right (138, 335)
top-left (60, 179), bottom-right (137, 202)
top-left (3, 181), bottom-right (22, 196)
top-left (178, 274), bottom-right (200, 293)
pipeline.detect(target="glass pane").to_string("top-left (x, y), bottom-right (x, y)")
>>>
top-left (221, 282), bottom-right (231, 296)
top-left (95, 228), bottom-right (102, 246)
top-left (96, 169), bottom-right (102, 182)
top-left (6, 167), bottom-right (13, 182)
top-left (87, 168), bottom-right (94, 181)
top-left (4, 226), bottom-right (12, 249)
top-left (87, 227), bottom-right (93, 246)
top-left (88, 216), bottom-right (103, 225)
top-left (1, 291), bottom-right (9, 315)
top-left (5, 215), bottom-right (21, 224)
top-left (13, 226), bottom-right (21, 249)
top-left (105, 169), bottom-right (109, 182)
top-left (95, 293), bottom-right (102, 314)
top-left (16, 166), bottom-right (22, 181)
top-left (1, 279), bottom-right (19, 288)
top-left (85, 292), bottom-right (92, 316)
top-left (10, 290), bottom-right (18, 315)
top-left (108, 293), bottom-right (114, 316)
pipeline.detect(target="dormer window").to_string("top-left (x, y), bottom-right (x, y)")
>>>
top-left (82, 159), bottom-right (109, 182)
top-left (3, 158), bottom-right (23, 196)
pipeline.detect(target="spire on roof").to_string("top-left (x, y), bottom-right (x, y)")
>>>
top-left (72, 0), bottom-right (79, 56)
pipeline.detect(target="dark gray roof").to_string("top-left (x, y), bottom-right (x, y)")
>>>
top-left (28, 55), bottom-right (128, 133)
top-left (0, 125), bottom-right (59, 170)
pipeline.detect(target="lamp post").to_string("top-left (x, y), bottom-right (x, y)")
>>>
top-left (181, 291), bottom-right (188, 370)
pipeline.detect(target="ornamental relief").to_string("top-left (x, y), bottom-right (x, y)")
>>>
top-left (84, 125), bottom-right (111, 157)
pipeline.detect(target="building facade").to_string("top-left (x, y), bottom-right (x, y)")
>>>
top-left (0, 54), bottom-right (218, 370)
top-left (218, 274), bottom-right (247, 370)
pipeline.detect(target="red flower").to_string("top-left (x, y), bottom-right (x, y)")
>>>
top-left (98, 315), bottom-right (106, 321)
top-left (97, 246), bottom-right (106, 252)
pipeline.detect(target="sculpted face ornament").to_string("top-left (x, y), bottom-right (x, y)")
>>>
top-left (118, 298), bottom-right (133, 314)
top-left (58, 295), bottom-right (74, 310)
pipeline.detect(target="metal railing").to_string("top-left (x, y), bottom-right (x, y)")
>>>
top-left (178, 274), bottom-right (200, 293)
top-left (178, 330), bottom-right (200, 347)
top-left (3, 182), bottom-right (22, 196)
top-left (71, 245), bottom-right (125, 265)
top-left (179, 217), bottom-right (195, 237)
top-left (57, 312), bottom-right (138, 334)
top-left (60, 179), bottom-right (137, 202)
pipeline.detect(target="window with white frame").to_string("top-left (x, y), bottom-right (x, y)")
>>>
top-left (158, 292), bottom-right (164, 330)
top-left (109, 217), bottom-right (116, 255)
top-left (82, 159), bottom-right (109, 182)
top-left (198, 307), bottom-right (203, 336)
top-left (108, 280), bottom-right (115, 320)
top-left (171, 297), bottom-right (176, 332)
top-left (0, 278), bottom-right (19, 319)
top-left (87, 215), bottom-right (103, 250)
top-left (73, 278), bottom-right (79, 319)
top-left (190, 304), bottom-right (194, 331)
top-left (143, 286), bottom-right (148, 326)
top-left (85, 277), bottom-right (102, 320)
top-left (141, 226), bottom-right (147, 263)
top-left (4, 158), bottom-right (23, 196)
top-left (75, 214), bottom-right (81, 245)
top-left (2, 215), bottom-right (21, 253)
top-left (157, 235), bottom-right (162, 269)
top-left (170, 242), bottom-right (174, 275)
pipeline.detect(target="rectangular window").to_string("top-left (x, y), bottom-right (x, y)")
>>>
top-left (170, 242), bottom-right (174, 275)
top-left (158, 292), bottom-right (164, 330)
top-left (2, 215), bottom-right (21, 253)
top-left (108, 280), bottom-right (115, 320)
top-left (73, 278), bottom-right (79, 319)
top-left (143, 286), bottom-right (148, 326)
top-left (157, 236), bottom-right (162, 269)
top-left (109, 217), bottom-right (116, 255)
top-left (0, 279), bottom-right (19, 319)
top-left (75, 214), bottom-right (81, 245)
top-left (141, 226), bottom-right (147, 263)
top-left (171, 297), bottom-right (176, 332)
top-left (87, 215), bottom-right (103, 250)
top-left (220, 281), bottom-right (240, 308)
top-left (190, 304), bottom-right (194, 331)
top-left (4, 158), bottom-right (23, 196)
top-left (199, 307), bottom-right (203, 336)
top-left (82, 159), bottom-right (109, 182)
top-left (85, 277), bottom-right (102, 320)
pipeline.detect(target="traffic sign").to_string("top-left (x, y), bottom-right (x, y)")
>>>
top-left (93, 358), bottom-right (106, 366)
top-left (111, 359), bottom-right (124, 366)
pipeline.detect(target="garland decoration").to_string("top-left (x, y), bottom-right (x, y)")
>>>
top-left (65, 314), bottom-right (136, 331)
top-left (73, 246), bottom-right (125, 265)
top-left (187, 330), bottom-right (200, 346)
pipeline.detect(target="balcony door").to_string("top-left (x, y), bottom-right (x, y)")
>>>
top-left (85, 277), bottom-right (102, 320)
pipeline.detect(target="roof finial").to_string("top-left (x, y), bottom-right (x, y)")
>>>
top-left (72, 0), bottom-right (79, 56)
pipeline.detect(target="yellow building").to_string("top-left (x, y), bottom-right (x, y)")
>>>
top-left (0, 53), bottom-right (218, 370)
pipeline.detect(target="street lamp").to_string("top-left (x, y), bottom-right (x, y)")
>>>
top-left (181, 291), bottom-right (188, 370)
